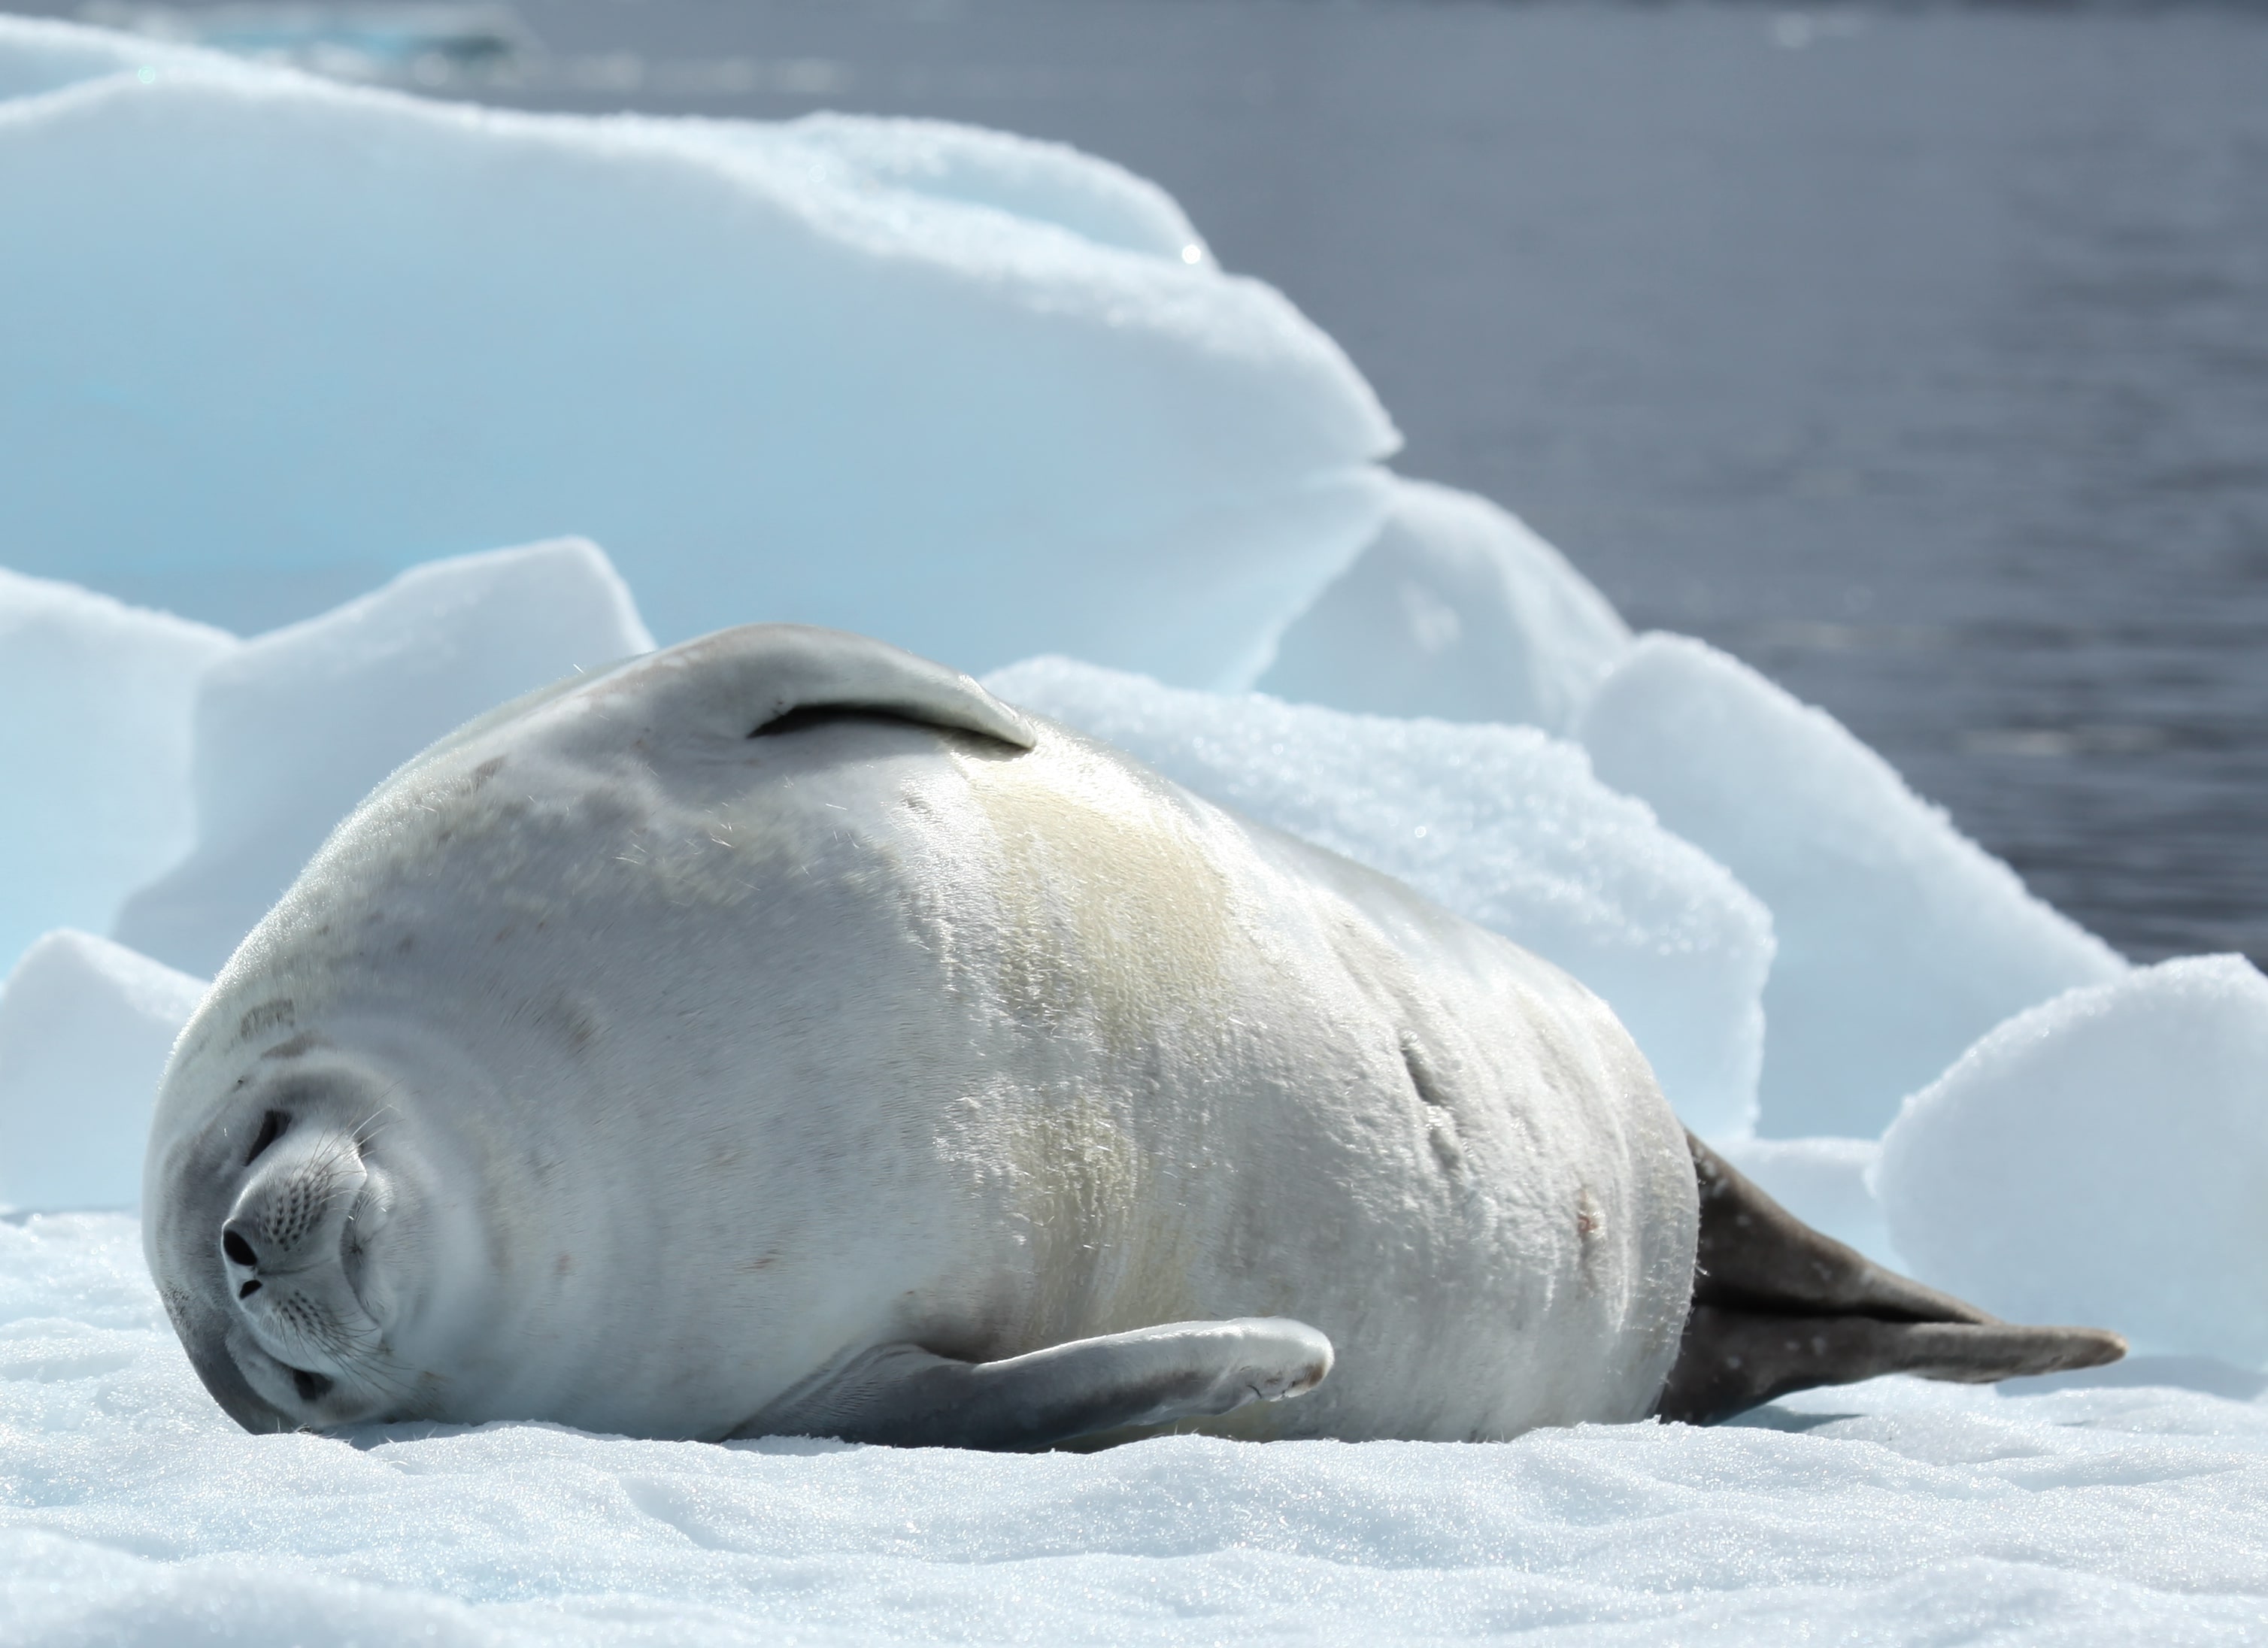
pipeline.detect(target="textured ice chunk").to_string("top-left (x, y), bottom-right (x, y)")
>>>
top-left (1715, 1135), bottom-right (1898, 1268)
top-left (0, 932), bottom-right (205, 1210)
top-left (114, 539), bottom-right (652, 977)
top-left (1262, 477), bottom-right (1631, 734)
top-left (717, 112), bottom-right (1207, 263)
top-left (985, 656), bottom-right (1772, 1138)
top-left (0, 19), bottom-right (1395, 677)
top-left (1878, 955), bottom-right (2268, 1366)
top-left (0, 11), bottom-right (226, 100)
top-left (0, 567), bottom-right (236, 974)
top-left (1578, 634), bottom-right (2125, 1139)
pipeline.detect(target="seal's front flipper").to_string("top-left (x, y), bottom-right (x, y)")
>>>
top-left (1657, 1135), bottom-right (2124, 1426)
top-left (741, 1318), bottom-right (1334, 1450)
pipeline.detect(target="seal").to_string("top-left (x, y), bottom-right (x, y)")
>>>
top-left (144, 625), bottom-right (2124, 1444)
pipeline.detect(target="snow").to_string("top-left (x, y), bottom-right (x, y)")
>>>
top-left (114, 538), bottom-right (651, 978)
top-left (2, 1214), bottom-right (2263, 1646)
top-left (1578, 634), bottom-right (2128, 1140)
top-left (984, 656), bottom-right (1771, 1140)
top-left (1879, 955), bottom-right (2268, 1368)
top-left (0, 934), bottom-right (205, 1213)
top-left (0, 568), bottom-right (236, 973)
top-left (1258, 477), bottom-right (1632, 735)
top-left (0, 15), bottom-right (1394, 679)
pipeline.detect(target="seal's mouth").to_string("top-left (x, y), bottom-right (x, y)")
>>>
top-left (151, 1028), bottom-right (504, 1437)
top-left (150, 1078), bottom-right (426, 1434)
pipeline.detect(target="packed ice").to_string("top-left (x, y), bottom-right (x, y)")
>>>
top-left (0, 568), bottom-right (235, 972)
top-left (0, 14), bottom-right (1393, 679)
top-left (2, 13), bottom-right (2265, 1643)
top-left (1257, 476), bottom-right (1633, 736)
top-left (1578, 633), bottom-right (2129, 1140)
top-left (0, 933), bottom-right (205, 1212)
top-left (1879, 955), bottom-right (2268, 1367)
top-left (114, 538), bottom-right (652, 977)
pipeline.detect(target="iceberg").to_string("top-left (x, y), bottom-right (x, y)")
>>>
top-left (1260, 476), bottom-right (1631, 735)
top-left (1578, 633), bottom-right (2126, 1139)
top-left (0, 566), bottom-right (235, 974)
top-left (115, 539), bottom-right (652, 977)
top-left (0, 15), bottom-right (1396, 680)
top-left (1878, 954), bottom-right (2268, 1366)
top-left (0, 931), bottom-right (205, 1211)
top-left (985, 656), bottom-right (1772, 1139)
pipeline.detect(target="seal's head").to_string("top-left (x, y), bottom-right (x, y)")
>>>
top-left (141, 623), bottom-right (1047, 1437)
top-left (144, 1018), bottom-right (493, 1434)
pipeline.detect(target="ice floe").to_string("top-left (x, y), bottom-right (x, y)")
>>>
top-left (1259, 476), bottom-right (1631, 735)
top-left (0, 568), bottom-right (235, 972)
top-left (1579, 633), bottom-right (2127, 1139)
top-left (1879, 954), bottom-right (2268, 1367)
top-left (0, 934), bottom-right (205, 1213)
top-left (113, 539), bottom-right (650, 978)
top-left (0, 15), bottom-right (1393, 678)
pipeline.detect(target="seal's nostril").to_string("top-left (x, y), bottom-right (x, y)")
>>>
top-left (238, 1280), bottom-right (261, 1299)
top-left (223, 1228), bottom-right (257, 1268)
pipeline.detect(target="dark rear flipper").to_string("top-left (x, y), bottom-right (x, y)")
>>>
top-left (1657, 1134), bottom-right (2126, 1426)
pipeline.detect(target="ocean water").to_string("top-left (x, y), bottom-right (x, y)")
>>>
top-left (11, 0), bottom-right (2267, 965)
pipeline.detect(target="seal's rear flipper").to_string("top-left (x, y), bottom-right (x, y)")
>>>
top-left (738, 1317), bottom-right (1333, 1450)
top-left (1657, 1135), bottom-right (2125, 1426)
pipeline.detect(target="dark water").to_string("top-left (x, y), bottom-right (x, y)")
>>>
top-left (17, 0), bottom-right (2268, 963)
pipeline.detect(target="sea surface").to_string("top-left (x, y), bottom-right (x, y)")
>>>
top-left (16, 0), bottom-right (2268, 965)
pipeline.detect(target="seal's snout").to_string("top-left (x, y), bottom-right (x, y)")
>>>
top-left (214, 1122), bottom-right (395, 1417)
top-left (223, 1130), bottom-right (369, 1282)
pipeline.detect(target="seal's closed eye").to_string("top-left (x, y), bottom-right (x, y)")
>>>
top-left (244, 1110), bottom-right (287, 1165)
top-left (751, 704), bottom-right (944, 740)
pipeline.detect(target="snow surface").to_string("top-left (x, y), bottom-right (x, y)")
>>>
top-left (1880, 955), bottom-right (2268, 1367)
top-left (984, 656), bottom-right (1771, 1140)
top-left (0, 15), bottom-right (1393, 680)
top-left (0, 568), bottom-right (236, 973)
top-left (2, 1213), bottom-right (2264, 1646)
top-left (1578, 634), bottom-right (2127, 1140)
top-left (0, 933), bottom-right (205, 1213)
top-left (114, 538), bottom-right (652, 978)
top-left (1259, 476), bottom-right (1632, 736)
